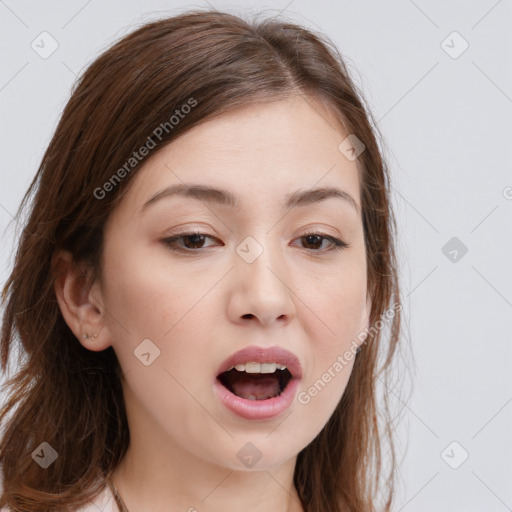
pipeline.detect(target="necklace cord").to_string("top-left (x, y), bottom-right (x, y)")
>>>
top-left (105, 476), bottom-right (130, 512)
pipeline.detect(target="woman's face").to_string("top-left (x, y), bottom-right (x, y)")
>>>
top-left (94, 95), bottom-right (370, 471)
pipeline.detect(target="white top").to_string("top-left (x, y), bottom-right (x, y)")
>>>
top-left (0, 468), bottom-right (119, 511)
top-left (70, 484), bottom-right (119, 511)
top-left (74, 485), bottom-right (119, 511)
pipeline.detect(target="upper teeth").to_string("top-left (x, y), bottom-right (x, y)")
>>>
top-left (228, 362), bottom-right (287, 373)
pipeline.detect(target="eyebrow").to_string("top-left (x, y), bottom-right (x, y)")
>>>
top-left (141, 183), bottom-right (359, 213)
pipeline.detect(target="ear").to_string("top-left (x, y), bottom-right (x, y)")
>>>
top-left (52, 250), bottom-right (112, 352)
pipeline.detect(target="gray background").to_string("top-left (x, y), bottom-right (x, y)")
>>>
top-left (1, 1), bottom-right (511, 510)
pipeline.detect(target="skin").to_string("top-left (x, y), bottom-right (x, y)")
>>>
top-left (55, 95), bottom-right (371, 512)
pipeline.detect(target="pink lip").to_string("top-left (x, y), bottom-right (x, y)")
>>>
top-left (213, 345), bottom-right (303, 421)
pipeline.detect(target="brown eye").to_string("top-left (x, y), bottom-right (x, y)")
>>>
top-left (301, 234), bottom-right (326, 250)
top-left (181, 233), bottom-right (208, 249)
top-left (162, 232), bottom-right (219, 252)
top-left (293, 233), bottom-right (349, 252)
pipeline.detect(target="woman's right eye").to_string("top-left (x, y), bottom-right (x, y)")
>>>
top-left (161, 232), bottom-right (220, 252)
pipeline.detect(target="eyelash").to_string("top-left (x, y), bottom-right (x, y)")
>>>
top-left (161, 231), bottom-right (349, 254)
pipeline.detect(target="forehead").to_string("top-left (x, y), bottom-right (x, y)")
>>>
top-left (118, 96), bottom-right (361, 216)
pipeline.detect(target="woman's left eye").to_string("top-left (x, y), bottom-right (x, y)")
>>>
top-left (161, 232), bottom-right (349, 253)
top-left (293, 233), bottom-right (349, 252)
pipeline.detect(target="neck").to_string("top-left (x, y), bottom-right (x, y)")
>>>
top-left (110, 447), bottom-right (303, 512)
top-left (109, 379), bottom-right (304, 512)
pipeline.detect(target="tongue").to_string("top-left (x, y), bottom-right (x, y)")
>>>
top-left (231, 373), bottom-right (281, 400)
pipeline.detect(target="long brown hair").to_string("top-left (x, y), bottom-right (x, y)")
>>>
top-left (1, 9), bottom-right (403, 511)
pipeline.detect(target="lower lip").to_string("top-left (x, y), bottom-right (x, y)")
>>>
top-left (213, 377), bottom-right (301, 421)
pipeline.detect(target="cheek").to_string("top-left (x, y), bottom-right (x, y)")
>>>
top-left (304, 255), bottom-right (368, 351)
top-left (100, 243), bottom-right (219, 429)
top-left (101, 239), bottom-right (221, 389)
top-left (298, 256), bottom-right (367, 413)
top-left (295, 289), bottom-right (364, 440)
top-left (101, 241), bottom-right (203, 341)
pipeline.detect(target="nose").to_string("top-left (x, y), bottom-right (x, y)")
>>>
top-left (226, 241), bottom-right (296, 328)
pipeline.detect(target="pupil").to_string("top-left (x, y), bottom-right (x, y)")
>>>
top-left (304, 235), bottom-right (322, 249)
top-left (185, 234), bottom-right (204, 248)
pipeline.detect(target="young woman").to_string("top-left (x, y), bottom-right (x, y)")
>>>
top-left (0, 9), bottom-right (403, 512)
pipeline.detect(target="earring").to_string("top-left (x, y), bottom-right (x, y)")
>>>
top-left (82, 332), bottom-right (98, 340)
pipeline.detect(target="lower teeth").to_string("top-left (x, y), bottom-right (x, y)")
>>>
top-left (244, 392), bottom-right (279, 401)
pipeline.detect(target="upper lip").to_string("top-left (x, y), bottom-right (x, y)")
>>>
top-left (216, 345), bottom-right (303, 379)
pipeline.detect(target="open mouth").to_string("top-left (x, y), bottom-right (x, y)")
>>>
top-left (217, 366), bottom-right (293, 401)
